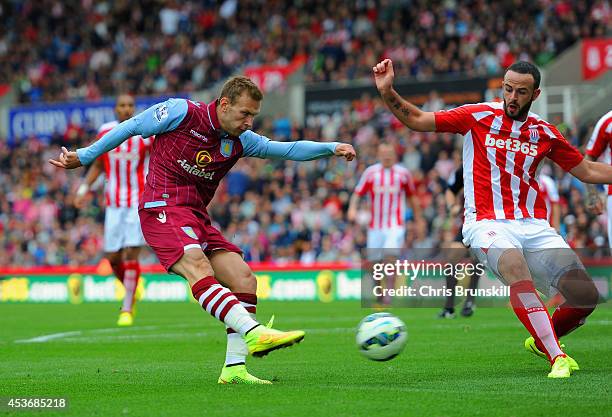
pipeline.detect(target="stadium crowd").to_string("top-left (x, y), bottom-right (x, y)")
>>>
top-left (1, 0), bottom-right (608, 103)
top-left (0, 92), bottom-right (608, 266)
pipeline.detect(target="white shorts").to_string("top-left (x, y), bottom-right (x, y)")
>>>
top-left (367, 228), bottom-right (406, 249)
top-left (607, 195), bottom-right (612, 248)
top-left (462, 218), bottom-right (585, 296)
top-left (366, 228), bottom-right (405, 261)
top-left (104, 206), bottom-right (146, 253)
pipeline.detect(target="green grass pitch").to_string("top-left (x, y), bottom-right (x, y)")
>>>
top-left (1, 301), bottom-right (611, 417)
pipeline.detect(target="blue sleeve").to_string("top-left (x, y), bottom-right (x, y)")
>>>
top-left (76, 98), bottom-right (188, 165)
top-left (239, 130), bottom-right (339, 161)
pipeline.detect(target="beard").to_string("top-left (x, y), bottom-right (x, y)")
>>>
top-left (503, 98), bottom-right (533, 120)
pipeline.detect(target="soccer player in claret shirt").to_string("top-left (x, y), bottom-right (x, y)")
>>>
top-left (50, 76), bottom-right (356, 385)
top-left (373, 58), bottom-right (608, 378)
top-left (584, 110), bottom-right (612, 245)
top-left (74, 94), bottom-right (153, 327)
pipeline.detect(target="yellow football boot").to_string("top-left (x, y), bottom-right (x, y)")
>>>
top-left (524, 336), bottom-right (579, 372)
top-left (245, 326), bottom-right (305, 357)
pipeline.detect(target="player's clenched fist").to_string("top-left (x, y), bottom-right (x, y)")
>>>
top-left (334, 143), bottom-right (356, 161)
top-left (372, 59), bottom-right (395, 94)
top-left (48, 146), bottom-right (83, 169)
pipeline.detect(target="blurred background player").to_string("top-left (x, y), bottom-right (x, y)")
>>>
top-left (74, 94), bottom-right (153, 326)
top-left (439, 166), bottom-right (481, 318)
top-left (373, 58), bottom-right (606, 378)
top-left (51, 76), bottom-right (356, 385)
top-left (538, 167), bottom-right (561, 231)
top-left (585, 110), bottom-right (612, 244)
top-left (348, 143), bottom-right (423, 305)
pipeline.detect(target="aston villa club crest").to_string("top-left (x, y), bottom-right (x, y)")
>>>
top-left (154, 104), bottom-right (168, 122)
top-left (181, 226), bottom-right (198, 240)
top-left (220, 139), bottom-right (233, 158)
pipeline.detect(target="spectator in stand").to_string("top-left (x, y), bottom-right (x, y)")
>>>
top-left (0, 1), bottom-right (606, 103)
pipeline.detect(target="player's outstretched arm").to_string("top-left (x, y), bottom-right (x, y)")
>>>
top-left (49, 119), bottom-right (142, 169)
top-left (49, 99), bottom-right (188, 169)
top-left (570, 159), bottom-right (612, 185)
top-left (373, 59), bottom-right (435, 132)
top-left (240, 130), bottom-right (355, 161)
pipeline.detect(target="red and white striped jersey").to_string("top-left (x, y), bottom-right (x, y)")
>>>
top-left (537, 174), bottom-right (559, 223)
top-left (354, 163), bottom-right (415, 229)
top-left (585, 110), bottom-right (612, 195)
top-left (97, 121), bottom-right (153, 208)
top-left (434, 101), bottom-right (583, 224)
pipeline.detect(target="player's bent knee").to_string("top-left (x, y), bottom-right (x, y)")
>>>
top-left (229, 268), bottom-right (257, 294)
top-left (558, 270), bottom-right (600, 307)
top-left (575, 284), bottom-right (599, 307)
top-left (206, 251), bottom-right (256, 293)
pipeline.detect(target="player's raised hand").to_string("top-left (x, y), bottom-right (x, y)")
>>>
top-left (335, 143), bottom-right (356, 161)
top-left (48, 147), bottom-right (82, 169)
top-left (373, 59), bottom-right (395, 93)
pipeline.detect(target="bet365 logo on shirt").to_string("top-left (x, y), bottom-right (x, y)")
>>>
top-left (484, 134), bottom-right (538, 156)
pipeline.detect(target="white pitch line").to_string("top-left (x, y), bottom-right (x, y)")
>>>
top-left (12, 323), bottom-right (199, 344)
top-left (13, 326), bottom-right (356, 345)
top-left (15, 331), bottom-right (82, 344)
top-left (13, 317), bottom-right (611, 344)
top-left (58, 331), bottom-right (210, 343)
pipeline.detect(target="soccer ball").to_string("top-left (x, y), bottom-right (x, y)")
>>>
top-left (356, 312), bottom-right (407, 361)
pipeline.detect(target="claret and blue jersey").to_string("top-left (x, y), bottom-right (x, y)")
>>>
top-left (76, 98), bottom-right (339, 211)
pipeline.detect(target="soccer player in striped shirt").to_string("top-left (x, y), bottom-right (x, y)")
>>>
top-left (74, 94), bottom-right (153, 327)
top-left (537, 171), bottom-right (560, 231)
top-left (51, 76), bottom-right (356, 385)
top-left (373, 58), bottom-right (607, 378)
top-left (348, 143), bottom-right (422, 249)
top-left (584, 110), bottom-right (612, 244)
top-left (348, 143), bottom-right (423, 305)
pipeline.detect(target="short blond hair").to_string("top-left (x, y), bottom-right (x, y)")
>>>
top-left (220, 76), bottom-right (263, 104)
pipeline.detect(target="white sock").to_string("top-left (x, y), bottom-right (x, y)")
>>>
top-left (225, 332), bottom-right (248, 366)
top-left (225, 302), bottom-right (257, 366)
